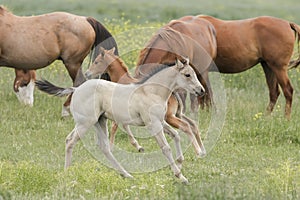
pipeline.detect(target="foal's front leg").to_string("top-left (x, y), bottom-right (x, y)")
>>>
top-left (123, 125), bottom-right (144, 152)
top-left (163, 122), bottom-right (184, 169)
top-left (149, 121), bottom-right (188, 184)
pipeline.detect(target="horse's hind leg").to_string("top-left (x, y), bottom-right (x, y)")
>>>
top-left (262, 63), bottom-right (280, 114)
top-left (181, 114), bottom-right (206, 157)
top-left (96, 117), bottom-right (133, 178)
top-left (272, 67), bottom-right (293, 119)
top-left (65, 123), bottom-right (89, 168)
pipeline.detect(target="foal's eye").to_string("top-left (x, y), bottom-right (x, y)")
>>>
top-left (185, 74), bottom-right (191, 77)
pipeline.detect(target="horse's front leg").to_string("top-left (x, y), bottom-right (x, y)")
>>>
top-left (123, 125), bottom-right (144, 152)
top-left (163, 122), bottom-right (184, 169)
top-left (149, 121), bottom-right (188, 184)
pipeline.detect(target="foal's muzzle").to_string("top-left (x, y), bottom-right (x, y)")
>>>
top-left (85, 70), bottom-right (94, 79)
top-left (194, 86), bottom-right (205, 97)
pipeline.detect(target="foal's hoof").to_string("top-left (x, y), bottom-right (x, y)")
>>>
top-left (138, 147), bottom-right (145, 152)
top-left (122, 173), bottom-right (134, 179)
top-left (178, 174), bottom-right (189, 184)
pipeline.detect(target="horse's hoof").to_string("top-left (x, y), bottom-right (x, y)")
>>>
top-left (122, 173), bottom-right (134, 179)
top-left (138, 147), bottom-right (145, 152)
top-left (178, 174), bottom-right (189, 184)
top-left (198, 151), bottom-right (207, 158)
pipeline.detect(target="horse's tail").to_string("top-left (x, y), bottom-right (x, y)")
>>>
top-left (35, 79), bottom-right (75, 97)
top-left (289, 22), bottom-right (300, 69)
top-left (86, 17), bottom-right (119, 61)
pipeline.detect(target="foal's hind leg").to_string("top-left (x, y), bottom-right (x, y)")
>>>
top-left (96, 117), bottom-right (133, 178)
top-left (262, 63), bottom-right (280, 115)
top-left (181, 114), bottom-right (206, 157)
top-left (65, 123), bottom-right (89, 168)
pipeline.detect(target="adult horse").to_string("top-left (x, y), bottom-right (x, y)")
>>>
top-left (0, 6), bottom-right (118, 115)
top-left (13, 69), bottom-right (36, 106)
top-left (136, 15), bottom-right (217, 112)
top-left (36, 58), bottom-right (204, 183)
top-left (198, 15), bottom-right (300, 119)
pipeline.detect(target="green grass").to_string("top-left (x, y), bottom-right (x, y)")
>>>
top-left (0, 0), bottom-right (300, 199)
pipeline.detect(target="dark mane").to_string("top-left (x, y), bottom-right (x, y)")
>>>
top-left (136, 62), bottom-right (176, 84)
top-left (137, 31), bottom-right (162, 66)
top-left (86, 17), bottom-right (119, 60)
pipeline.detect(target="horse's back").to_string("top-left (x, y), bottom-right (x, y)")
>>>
top-left (0, 10), bottom-right (94, 68)
top-left (199, 15), bottom-right (295, 72)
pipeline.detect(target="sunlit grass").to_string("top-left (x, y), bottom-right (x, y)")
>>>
top-left (0, 0), bottom-right (300, 199)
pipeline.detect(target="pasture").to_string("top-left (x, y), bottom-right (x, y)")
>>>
top-left (0, 0), bottom-right (300, 199)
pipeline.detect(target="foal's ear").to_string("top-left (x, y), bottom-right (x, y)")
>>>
top-left (176, 58), bottom-right (184, 70)
top-left (108, 47), bottom-right (116, 54)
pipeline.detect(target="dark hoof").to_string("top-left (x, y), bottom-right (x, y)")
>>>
top-left (138, 147), bottom-right (145, 152)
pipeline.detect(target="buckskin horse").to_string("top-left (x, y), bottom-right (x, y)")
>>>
top-left (36, 58), bottom-right (204, 184)
top-left (198, 15), bottom-right (300, 119)
top-left (0, 5), bottom-right (118, 115)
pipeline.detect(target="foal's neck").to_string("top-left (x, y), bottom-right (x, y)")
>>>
top-left (141, 67), bottom-right (177, 100)
top-left (108, 58), bottom-right (137, 84)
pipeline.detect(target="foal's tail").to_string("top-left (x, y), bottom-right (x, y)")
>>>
top-left (35, 79), bottom-right (75, 97)
top-left (289, 22), bottom-right (300, 69)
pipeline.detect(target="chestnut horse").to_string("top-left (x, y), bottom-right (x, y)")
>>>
top-left (198, 15), bottom-right (300, 119)
top-left (85, 47), bottom-right (206, 158)
top-left (136, 16), bottom-right (217, 112)
top-left (0, 6), bottom-right (118, 114)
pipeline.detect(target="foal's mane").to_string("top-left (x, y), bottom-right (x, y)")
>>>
top-left (112, 54), bottom-right (130, 73)
top-left (136, 62), bottom-right (176, 84)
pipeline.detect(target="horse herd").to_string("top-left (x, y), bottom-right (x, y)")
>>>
top-left (1, 6), bottom-right (300, 183)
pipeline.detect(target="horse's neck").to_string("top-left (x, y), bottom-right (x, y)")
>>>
top-left (108, 60), bottom-right (137, 84)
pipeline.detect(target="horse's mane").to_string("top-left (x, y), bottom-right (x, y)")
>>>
top-left (136, 31), bottom-right (162, 66)
top-left (136, 62), bottom-right (176, 84)
top-left (86, 17), bottom-right (119, 61)
top-left (113, 55), bottom-right (130, 73)
top-left (137, 26), bottom-right (188, 66)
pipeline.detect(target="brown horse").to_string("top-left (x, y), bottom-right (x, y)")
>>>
top-left (13, 69), bottom-right (36, 106)
top-left (85, 47), bottom-right (206, 159)
top-left (0, 6), bottom-right (118, 114)
top-left (136, 16), bottom-right (217, 112)
top-left (198, 15), bottom-right (300, 119)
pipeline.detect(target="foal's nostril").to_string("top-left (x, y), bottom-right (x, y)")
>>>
top-left (195, 86), bottom-right (205, 97)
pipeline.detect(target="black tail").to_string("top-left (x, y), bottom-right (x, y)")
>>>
top-left (86, 17), bottom-right (119, 61)
top-left (35, 79), bottom-right (75, 97)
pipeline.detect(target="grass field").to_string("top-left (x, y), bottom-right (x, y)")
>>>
top-left (0, 0), bottom-right (300, 199)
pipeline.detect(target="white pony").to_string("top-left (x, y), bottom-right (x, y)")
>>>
top-left (36, 59), bottom-right (204, 183)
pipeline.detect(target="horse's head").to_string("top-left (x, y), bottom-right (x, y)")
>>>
top-left (175, 58), bottom-right (205, 97)
top-left (13, 69), bottom-right (36, 106)
top-left (85, 47), bottom-right (116, 79)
